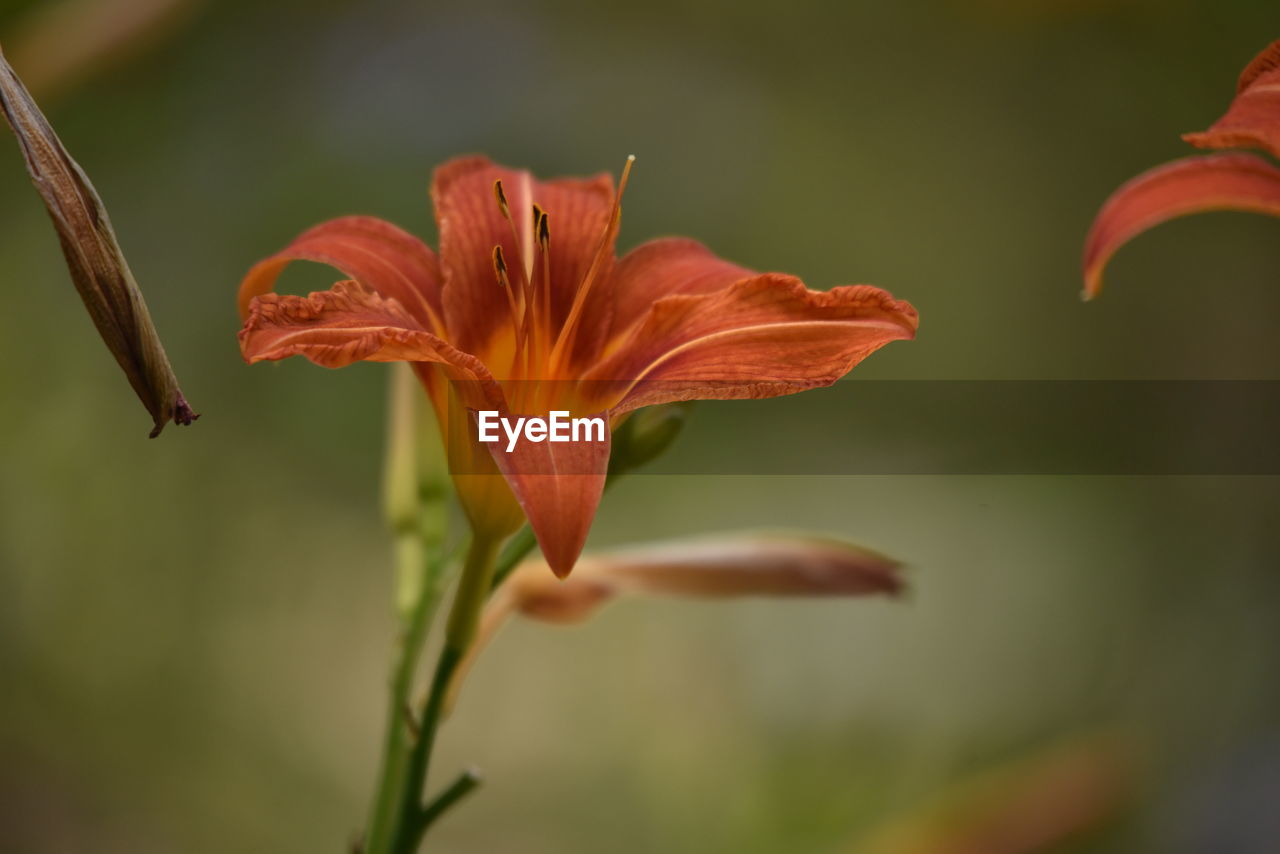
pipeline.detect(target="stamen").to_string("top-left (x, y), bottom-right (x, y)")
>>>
top-left (493, 179), bottom-right (510, 219)
top-left (492, 178), bottom-right (533, 281)
top-left (537, 210), bottom-right (550, 248)
top-left (549, 154), bottom-right (635, 373)
top-left (492, 177), bottom-right (541, 388)
top-left (492, 245), bottom-right (524, 366)
top-left (491, 242), bottom-right (510, 287)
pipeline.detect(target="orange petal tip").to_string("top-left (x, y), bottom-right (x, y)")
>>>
top-left (1082, 153), bottom-right (1280, 298)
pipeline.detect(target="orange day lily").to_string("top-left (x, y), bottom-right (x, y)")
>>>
top-left (1083, 39), bottom-right (1280, 297)
top-left (237, 156), bottom-right (918, 577)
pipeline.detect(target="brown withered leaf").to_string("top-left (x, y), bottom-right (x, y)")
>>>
top-left (0, 44), bottom-right (195, 437)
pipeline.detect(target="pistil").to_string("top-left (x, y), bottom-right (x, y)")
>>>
top-left (536, 208), bottom-right (552, 372)
top-left (549, 155), bottom-right (635, 375)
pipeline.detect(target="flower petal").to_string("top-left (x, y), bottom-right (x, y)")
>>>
top-left (583, 274), bottom-right (918, 413)
top-left (1183, 40), bottom-right (1280, 158)
top-left (239, 281), bottom-right (497, 394)
top-left (484, 422), bottom-right (610, 578)
top-left (237, 215), bottom-right (444, 331)
top-left (1082, 153), bottom-right (1280, 298)
top-left (606, 237), bottom-right (755, 339)
top-left (431, 156), bottom-right (615, 360)
top-left (242, 283), bottom-right (531, 544)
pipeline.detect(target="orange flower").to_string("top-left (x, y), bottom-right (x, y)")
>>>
top-left (238, 156), bottom-right (917, 576)
top-left (1083, 40), bottom-right (1280, 298)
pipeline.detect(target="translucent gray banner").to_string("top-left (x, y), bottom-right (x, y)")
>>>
top-left (443, 381), bottom-right (1280, 475)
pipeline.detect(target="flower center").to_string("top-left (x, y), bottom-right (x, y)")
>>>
top-left (489, 156), bottom-right (635, 407)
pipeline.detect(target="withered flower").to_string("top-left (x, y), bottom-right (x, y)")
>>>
top-left (0, 45), bottom-right (195, 436)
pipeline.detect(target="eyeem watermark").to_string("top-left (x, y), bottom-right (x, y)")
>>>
top-left (476, 410), bottom-right (606, 452)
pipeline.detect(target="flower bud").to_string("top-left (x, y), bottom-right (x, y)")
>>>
top-left (509, 532), bottom-right (904, 620)
top-left (607, 402), bottom-right (693, 478)
top-left (443, 532), bottom-right (904, 712)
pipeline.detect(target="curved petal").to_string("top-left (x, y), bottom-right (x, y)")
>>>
top-left (606, 237), bottom-right (755, 340)
top-left (237, 216), bottom-right (444, 331)
top-left (1183, 40), bottom-right (1280, 158)
top-left (582, 274), bottom-right (918, 413)
top-left (443, 381), bottom-right (611, 576)
top-left (431, 156), bottom-right (616, 361)
top-left (1082, 153), bottom-right (1280, 298)
top-left (486, 426), bottom-right (610, 579)
top-left (241, 283), bottom-right (535, 546)
top-left (1234, 39), bottom-right (1280, 92)
top-left (239, 281), bottom-right (497, 397)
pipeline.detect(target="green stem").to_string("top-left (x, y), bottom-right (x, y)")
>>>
top-left (489, 525), bottom-right (537, 591)
top-left (388, 534), bottom-right (501, 854)
top-left (420, 769), bottom-right (482, 831)
top-left (363, 536), bottom-right (446, 853)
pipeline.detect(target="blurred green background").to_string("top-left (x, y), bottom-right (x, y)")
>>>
top-left (2, 0), bottom-right (1279, 851)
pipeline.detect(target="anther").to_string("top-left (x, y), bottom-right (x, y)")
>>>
top-left (537, 210), bottom-right (550, 248)
top-left (493, 180), bottom-right (510, 219)
top-left (492, 244), bottom-right (510, 287)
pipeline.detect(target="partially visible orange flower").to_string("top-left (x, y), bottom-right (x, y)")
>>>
top-left (238, 157), bottom-right (917, 576)
top-left (1083, 40), bottom-right (1280, 298)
